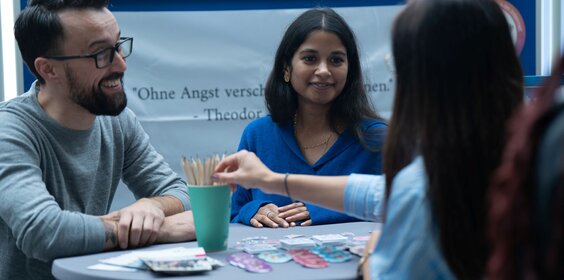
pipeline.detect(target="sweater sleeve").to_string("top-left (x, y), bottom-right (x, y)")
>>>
top-left (0, 117), bottom-right (105, 261)
top-left (230, 125), bottom-right (274, 225)
top-left (120, 109), bottom-right (191, 211)
top-left (343, 174), bottom-right (386, 222)
top-left (231, 188), bottom-right (273, 225)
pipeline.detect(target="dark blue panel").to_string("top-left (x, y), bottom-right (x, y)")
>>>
top-left (106, 0), bottom-right (404, 11)
top-left (524, 76), bottom-right (564, 87)
top-left (508, 0), bottom-right (535, 76)
top-left (20, 0), bottom-right (404, 12)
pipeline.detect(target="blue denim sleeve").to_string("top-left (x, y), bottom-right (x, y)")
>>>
top-left (343, 174), bottom-right (386, 222)
top-left (306, 203), bottom-right (360, 225)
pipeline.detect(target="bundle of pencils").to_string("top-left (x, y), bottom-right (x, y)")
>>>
top-left (181, 154), bottom-right (225, 186)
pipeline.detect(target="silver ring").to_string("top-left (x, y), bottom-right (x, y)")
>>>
top-left (265, 211), bottom-right (274, 218)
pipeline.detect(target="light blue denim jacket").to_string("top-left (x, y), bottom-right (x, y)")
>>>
top-left (344, 156), bottom-right (455, 279)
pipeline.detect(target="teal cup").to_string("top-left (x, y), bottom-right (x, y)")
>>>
top-left (188, 185), bottom-right (231, 252)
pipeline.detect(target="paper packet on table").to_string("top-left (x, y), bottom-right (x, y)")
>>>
top-left (99, 247), bottom-right (222, 275)
top-left (136, 247), bottom-right (223, 275)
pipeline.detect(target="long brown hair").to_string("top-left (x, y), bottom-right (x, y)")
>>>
top-left (383, 0), bottom-right (523, 278)
top-left (488, 55), bottom-right (564, 280)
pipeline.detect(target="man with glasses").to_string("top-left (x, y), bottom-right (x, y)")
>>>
top-left (0, 1), bottom-right (195, 278)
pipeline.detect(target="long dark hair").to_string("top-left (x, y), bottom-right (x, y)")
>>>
top-left (383, 0), bottom-right (523, 278)
top-left (488, 55), bottom-right (564, 280)
top-left (14, 0), bottom-right (109, 84)
top-left (264, 8), bottom-right (382, 144)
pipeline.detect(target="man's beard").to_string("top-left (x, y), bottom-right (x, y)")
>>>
top-left (66, 67), bottom-right (127, 116)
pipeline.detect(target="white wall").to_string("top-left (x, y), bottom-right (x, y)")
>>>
top-left (0, 0), bottom-right (22, 102)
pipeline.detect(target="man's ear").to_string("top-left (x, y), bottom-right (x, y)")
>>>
top-left (34, 57), bottom-right (61, 82)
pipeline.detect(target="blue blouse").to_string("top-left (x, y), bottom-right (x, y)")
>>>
top-left (231, 116), bottom-right (387, 225)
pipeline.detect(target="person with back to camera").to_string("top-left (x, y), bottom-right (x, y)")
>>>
top-left (214, 0), bottom-right (523, 278)
top-left (0, 0), bottom-right (195, 279)
top-left (230, 7), bottom-right (388, 228)
top-left (488, 54), bottom-right (564, 280)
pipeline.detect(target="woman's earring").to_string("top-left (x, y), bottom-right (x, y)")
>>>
top-left (284, 72), bottom-right (290, 83)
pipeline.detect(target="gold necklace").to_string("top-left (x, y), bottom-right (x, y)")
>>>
top-left (293, 113), bottom-right (333, 150)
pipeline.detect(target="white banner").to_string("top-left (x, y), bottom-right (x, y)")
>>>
top-left (114, 6), bottom-right (401, 182)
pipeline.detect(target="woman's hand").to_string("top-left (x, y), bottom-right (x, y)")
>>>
top-left (213, 150), bottom-right (283, 195)
top-left (250, 203), bottom-right (289, 228)
top-left (278, 202), bottom-right (312, 226)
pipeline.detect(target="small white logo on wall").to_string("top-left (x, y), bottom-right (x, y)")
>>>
top-left (496, 0), bottom-right (526, 54)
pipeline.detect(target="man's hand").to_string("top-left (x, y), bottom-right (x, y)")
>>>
top-left (100, 196), bottom-right (185, 250)
top-left (250, 203), bottom-right (289, 228)
top-left (157, 211), bottom-right (196, 243)
top-left (101, 210), bottom-right (196, 250)
top-left (278, 202), bottom-right (312, 226)
top-left (115, 198), bottom-right (165, 249)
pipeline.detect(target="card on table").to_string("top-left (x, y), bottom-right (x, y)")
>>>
top-left (280, 237), bottom-right (317, 249)
top-left (311, 234), bottom-right (348, 245)
top-left (227, 252), bottom-right (272, 273)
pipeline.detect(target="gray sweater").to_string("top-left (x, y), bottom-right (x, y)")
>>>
top-left (0, 82), bottom-right (191, 279)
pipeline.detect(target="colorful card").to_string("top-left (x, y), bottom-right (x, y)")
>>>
top-left (227, 252), bottom-right (272, 273)
top-left (311, 245), bottom-right (353, 263)
top-left (142, 258), bottom-right (212, 274)
top-left (287, 249), bottom-right (329, 269)
top-left (243, 243), bottom-right (278, 254)
top-left (257, 250), bottom-right (292, 264)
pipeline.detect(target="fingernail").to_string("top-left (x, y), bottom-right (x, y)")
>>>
top-left (211, 175), bottom-right (220, 182)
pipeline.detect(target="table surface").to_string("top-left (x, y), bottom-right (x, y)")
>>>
top-left (52, 222), bottom-right (380, 280)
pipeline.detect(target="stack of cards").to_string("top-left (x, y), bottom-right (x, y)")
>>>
top-left (287, 249), bottom-right (329, 268)
top-left (135, 247), bottom-right (222, 275)
top-left (243, 243), bottom-right (278, 254)
top-left (227, 252), bottom-right (272, 273)
top-left (346, 235), bottom-right (371, 256)
top-left (141, 258), bottom-right (213, 274)
top-left (311, 245), bottom-right (353, 263)
top-left (311, 234), bottom-right (348, 245)
top-left (279, 237), bottom-right (317, 249)
top-left (257, 250), bottom-right (292, 264)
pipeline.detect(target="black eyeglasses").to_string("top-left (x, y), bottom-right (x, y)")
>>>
top-left (45, 37), bottom-right (133, 69)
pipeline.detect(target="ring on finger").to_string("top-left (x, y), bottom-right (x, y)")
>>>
top-left (265, 211), bottom-right (274, 218)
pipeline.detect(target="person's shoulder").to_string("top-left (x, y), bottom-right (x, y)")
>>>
top-left (389, 157), bottom-right (427, 201)
top-left (0, 93), bottom-right (38, 126)
top-left (246, 115), bottom-right (275, 127)
top-left (360, 117), bottom-right (388, 131)
top-left (357, 117), bottom-right (388, 149)
top-left (242, 115), bottom-right (277, 133)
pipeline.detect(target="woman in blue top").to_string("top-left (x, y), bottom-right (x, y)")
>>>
top-left (214, 0), bottom-right (523, 278)
top-left (231, 8), bottom-right (387, 228)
